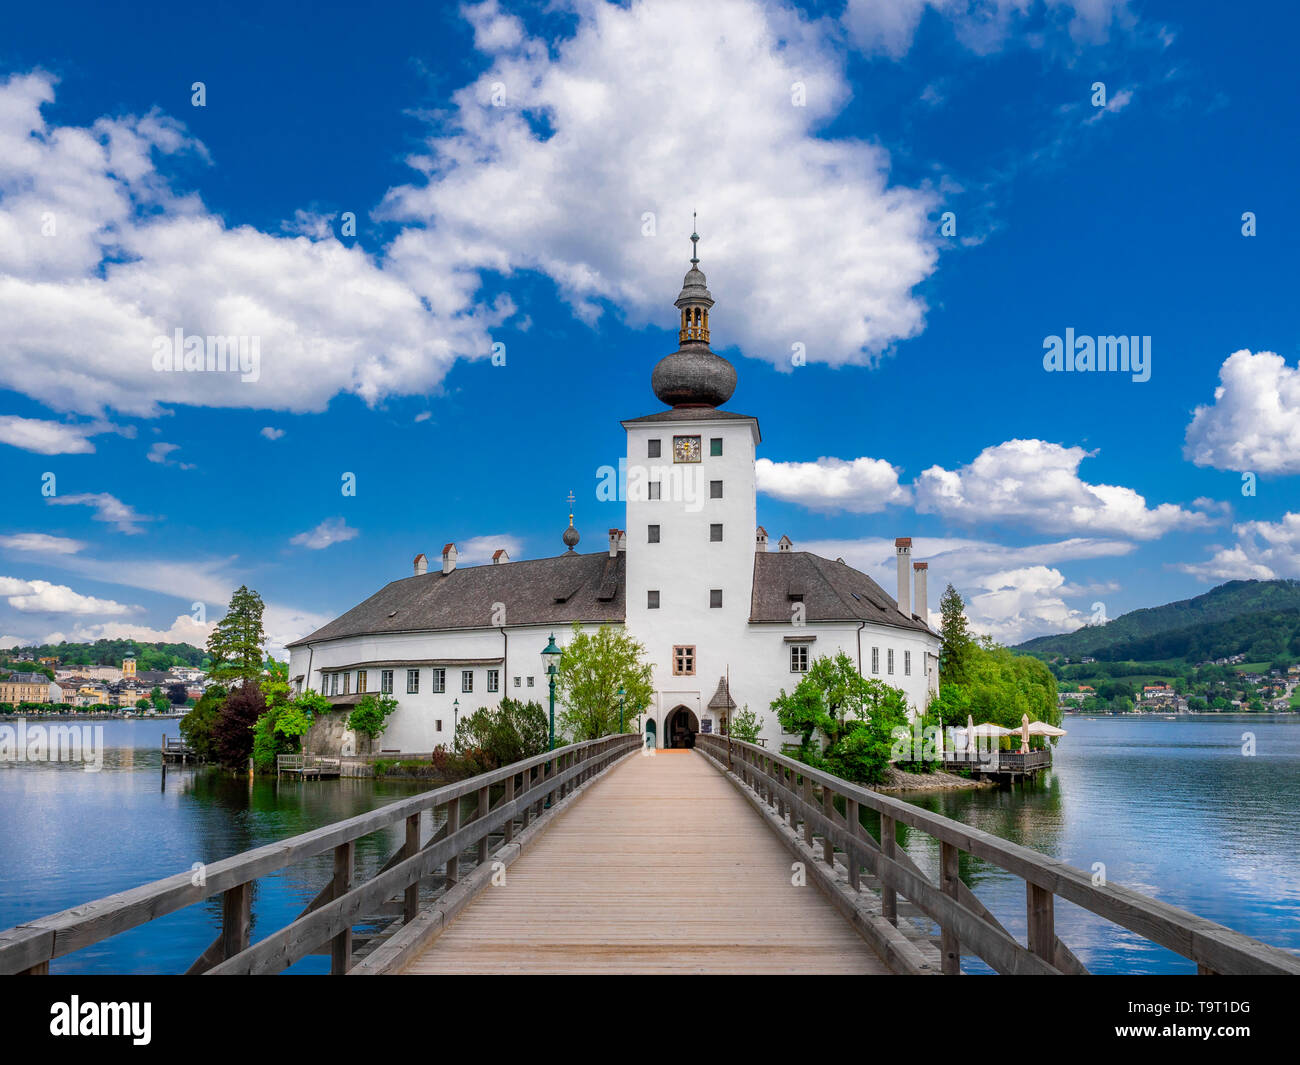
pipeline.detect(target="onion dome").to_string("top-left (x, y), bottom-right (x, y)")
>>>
top-left (651, 221), bottom-right (737, 408)
top-left (562, 494), bottom-right (580, 552)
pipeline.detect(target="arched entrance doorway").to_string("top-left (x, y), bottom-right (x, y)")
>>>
top-left (666, 706), bottom-right (699, 749)
top-left (644, 719), bottom-right (657, 749)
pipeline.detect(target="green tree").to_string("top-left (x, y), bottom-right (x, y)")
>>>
top-left (454, 698), bottom-right (549, 770)
top-left (769, 651), bottom-right (911, 785)
top-left (938, 583), bottom-right (975, 686)
top-left (206, 585), bottom-right (267, 685)
top-left (727, 704), bottom-right (764, 743)
top-left (179, 685), bottom-right (227, 761)
top-left (555, 623), bottom-right (654, 740)
top-left (347, 693), bottom-right (399, 751)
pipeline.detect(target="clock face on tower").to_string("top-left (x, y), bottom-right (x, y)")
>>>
top-left (673, 435), bottom-right (702, 463)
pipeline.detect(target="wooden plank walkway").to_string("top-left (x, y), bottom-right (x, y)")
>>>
top-left (405, 749), bottom-right (890, 974)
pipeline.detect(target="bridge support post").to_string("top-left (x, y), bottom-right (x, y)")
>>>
top-left (1027, 883), bottom-right (1054, 965)
top-left (880, 814), bottom-right (897, 924)
top-left (940, 841), bottom-right (960, 975)
top-left (845, 799), bottom-right (861, 891)
top-left (331, 840), bottom-right (354, 974)
top-left (404, 813), bottom-right (421, 924)
top-left (445, 798), bottom-right (461, 885)
top-left (220, 882), bottom-right (251, 965)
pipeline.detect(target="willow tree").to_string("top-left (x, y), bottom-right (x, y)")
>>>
top-left (206, 585), bottom-right (267, 685)
top-left (555, 623), bottom-right (654, 741)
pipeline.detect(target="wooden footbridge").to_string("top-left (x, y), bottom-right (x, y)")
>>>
top-left (3, 733), bottom-right (1298, 976)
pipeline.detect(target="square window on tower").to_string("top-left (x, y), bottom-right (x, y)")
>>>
top-left (648, 590), bottom-right (660, 609)
top-left (649, 482), bottom-right (661, 501)
top-left (710, 589), bottom-right (722, 608)
top-left (648, 439), bottom-right (661, 458)
top-left (648, 524), bottom-right (660, 543)
top-left (710, 524), bottom-right (723, 542)
top-left (710, 438), bottom-right (723, 456)
top-left (710, 480), bottom-right (723, 499)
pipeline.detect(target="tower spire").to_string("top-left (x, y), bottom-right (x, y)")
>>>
top-left (690, 211), bottom-right (699, 266)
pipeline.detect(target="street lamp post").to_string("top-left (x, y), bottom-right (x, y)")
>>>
top-left (618, 686), bottom-right (625, 734)
top-left (452, 698), bottom-right (459, 743)
top-left (542, 633), bottom-right (562, 751)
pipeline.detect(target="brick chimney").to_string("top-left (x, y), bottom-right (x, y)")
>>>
top-left (895, 537), bottom-right (912, 618)
top-left (913, 561), bottom-right (928, 623)
top-left (755, 526), bottom-right (768, 553)
top-left (441, 543), bottom-right (457, 575)
top-left (413, 552), bottom-right (427, 576)
top-left (492, 548), bottom-right (510, 565)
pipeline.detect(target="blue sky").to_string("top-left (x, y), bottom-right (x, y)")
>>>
top-left (1, 0), bottom-right (1298, 654)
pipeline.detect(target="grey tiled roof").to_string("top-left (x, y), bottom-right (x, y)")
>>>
top-left (291, 545), bottom-right (934, 648)
top-left (750, 552), bottom-right (935, 634)
top-left (621, 408), bottom-right (758, 425)
top-left (288, 552), bottom-right (626, 647)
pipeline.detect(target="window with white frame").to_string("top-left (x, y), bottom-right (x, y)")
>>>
top-left (341, 672), bottom-right (350, 695)
top-left (461, 670), bottom-right (473, 693)
top-left (887, 648), bottom-right (895, 675)
top-left (407, 669), bottom-right (419, 694)
top-left (380, 669), bottom-right (393, 694)
top-left (487, 669), bottom-right (499, 692)
top-left (790, 645), bottom-right (809, 672)
top-left (432, 668), bottom-right (446, 693)
top-left (357, 670), bottom-right (368, 694)
top-left (871, 647), bottom-right (879, 674)
top-left (904, 650), bottom-right (912, 676)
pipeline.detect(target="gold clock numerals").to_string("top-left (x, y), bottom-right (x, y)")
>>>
top-left (673, 435), bottom-right (702, 462)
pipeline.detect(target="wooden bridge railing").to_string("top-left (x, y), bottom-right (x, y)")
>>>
top-left (696, 733), bottom-right (1300, 976)
top-left (0, 733), bottom-right (640, 976)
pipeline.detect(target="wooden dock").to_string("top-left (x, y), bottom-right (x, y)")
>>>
top-left (161, 735), bottom-right (195, 763)
top-left (277, 754), bottom-right (342, 779)
top-left (942, 748), bottom-right (1052, 782)
top-left (405, 749), bottom-right (889, 974)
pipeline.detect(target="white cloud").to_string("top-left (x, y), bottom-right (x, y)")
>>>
top-left (290, 517), bottom-right (359, 550)
top-left (798, 534), bottom-right (1134, 642)
top-left (0, 575), bottom-right (134, 616)
top-left (0, 415), bottom-right (113, 455)
top-left (756, 456), bottom-right (910, 513)
top-left (1184, 350), bottom-right (1300, 474)
top-left (1178, 512), bottom-right (1300, 581)
top-left (0, 533), bottom-right (85, 554)
top-left (964, 565), bottom-right (1089, 645)
top-left (0, 70), bottom-right (507, 421)
top-left (380, 0), bottom-right (940, 370)
top-left (843, 0), bottom-right (1133, 59)
top-left (453, 534), bottom-right (526, 566)
top-left (914, 439), bottom-right (1210, 538)
top-left (40, 612), bottom-right (213, 648)
top-left (260, 426), bottom-right (285, 440)
top-left (147, 441), bottom-right (194, 468)
top-left (46, 492), bottom-right (153, 534)
top-left (1084, 86), bottom-right (1134, 125)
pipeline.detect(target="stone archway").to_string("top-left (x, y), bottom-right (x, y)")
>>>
top-left (666, 705), bottom-right (699, 749)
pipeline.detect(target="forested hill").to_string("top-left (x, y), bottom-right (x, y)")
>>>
top-left (1016, 580), bottom-right (1300, 662)
top-left (0, 639), bottom-right (207, 671)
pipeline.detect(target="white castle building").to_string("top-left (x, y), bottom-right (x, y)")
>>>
top-left (287, 233), bottom-right (941, 751)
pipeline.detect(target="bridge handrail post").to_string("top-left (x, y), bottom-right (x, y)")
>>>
top-left (880, 814), bottom-right (897, 924)
top-left (939, 841), bottom-right (960, 975)
top-left (403, 813), bottom-right (421, 923)
top-left (331, 840), bottom-right (354, 974)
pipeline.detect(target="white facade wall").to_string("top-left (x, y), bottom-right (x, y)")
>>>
top-left (290, 414), bottom-right (942, 754)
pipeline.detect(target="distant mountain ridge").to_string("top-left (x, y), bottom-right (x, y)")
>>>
top-left (1016, 580), bottom-right (1300, 660)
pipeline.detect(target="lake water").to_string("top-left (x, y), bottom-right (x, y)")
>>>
top-left (2, 714), bottom-right (1297, 974)
top-left (893, 713), bottom-right (1300, 974)
top-left (0, 719), bottom-right (428, 974)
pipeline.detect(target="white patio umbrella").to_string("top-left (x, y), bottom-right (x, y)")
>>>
top-left (1026, 720), bottom-right (1068, 737)
top-left (1020, 713), bottom-right (1030, 754)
